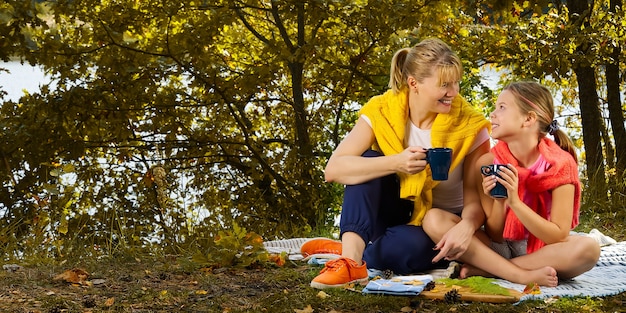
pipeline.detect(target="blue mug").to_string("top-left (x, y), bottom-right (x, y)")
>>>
top-left (480, 164), bottom-right (509, 199)
top-left (426, 148), bottom-right (452, 181)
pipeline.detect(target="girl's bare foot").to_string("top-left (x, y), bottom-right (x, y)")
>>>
top-left (460, 264), bottom-right (558, 287)
top-left (529, 267), bottom-right (558, 287)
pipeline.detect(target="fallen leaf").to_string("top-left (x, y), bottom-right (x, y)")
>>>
top-left (294, 304), bottom-right (314, 313)
top-left (104, 297), bottom-right (115, 307)
top-left (316, 291), bottom-right (330, 299)
top-left (523, 282), bottom-right (541, 295)
top-left (195, 290), bottom-right (208, 295)
top-left (269, 254), bottom-right (286, 267)
top-left (91, 279), bottom-right (106, 285)
top-left (53, 268), bottom-right (89, 284)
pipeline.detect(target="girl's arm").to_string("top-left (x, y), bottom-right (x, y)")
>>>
top-left (499, 166), bottom-right (575, 244)
top-left (460, 140), bottom-right (490, 231)
top-left (475, 152), bottom-right (506, 242)
top-left (508, 184), bottom-right (574, 244)
top-left (324, 117), bottom-right (428, 185)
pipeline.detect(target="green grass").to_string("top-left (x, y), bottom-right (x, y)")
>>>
top-left (0, 194), bottom-right (624, 312)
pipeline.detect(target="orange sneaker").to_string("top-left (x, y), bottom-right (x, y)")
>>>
top-left (310, 257), bottom-right (368, 289)
top-left (300, 238), bottom-right (342, 257)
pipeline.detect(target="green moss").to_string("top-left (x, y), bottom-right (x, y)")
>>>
top-left (436, 276), bottom-right (511, 296)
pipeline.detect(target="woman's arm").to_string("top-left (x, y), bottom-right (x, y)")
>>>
top-left (324, 117), bottom-right (428, 185)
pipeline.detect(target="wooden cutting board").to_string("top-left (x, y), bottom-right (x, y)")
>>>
top-left (419, 283), bottom-right (523, 303)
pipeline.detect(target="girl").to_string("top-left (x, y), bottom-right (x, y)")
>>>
top-left (466, 81), bottom-right (600, 285)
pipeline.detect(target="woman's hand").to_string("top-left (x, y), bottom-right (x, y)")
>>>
top-left (396, 146), bottom-right (428, 175)
top-left (432, 219), bottom-right (475, 262)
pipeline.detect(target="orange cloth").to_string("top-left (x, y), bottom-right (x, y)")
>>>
top-left (492, 138), bottom-right (581, 253)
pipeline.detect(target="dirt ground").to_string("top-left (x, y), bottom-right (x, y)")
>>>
top-left (1, 255), bottom-right (625, 313)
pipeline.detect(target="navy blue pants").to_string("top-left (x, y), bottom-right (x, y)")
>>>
top-left (339, 150), bottom-right (448, 274)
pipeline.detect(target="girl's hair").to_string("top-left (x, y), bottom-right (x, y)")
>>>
top-left (388, 38), bottom-right (463, 93)
top-left (503, 81), bottom-right (578, 162)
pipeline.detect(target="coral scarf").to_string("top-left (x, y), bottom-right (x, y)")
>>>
top-left (492, 138), bottom-right (581, 253)
top-left (359, 88), bottom-right (490, 225)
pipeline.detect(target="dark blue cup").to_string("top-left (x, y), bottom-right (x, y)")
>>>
top-left (426, 148), bottom-right (452, 181)
top-left (480, 164), bottom-right (508, 199)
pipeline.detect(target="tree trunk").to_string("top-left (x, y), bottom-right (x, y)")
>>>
top-left (568, 0), bottom-right (607, 197)
top-left (607, 0), bottom-right (626, 186)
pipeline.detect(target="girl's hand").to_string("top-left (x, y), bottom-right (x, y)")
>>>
top-left (396, 146), bottom-right (428, 175)
top-left (481, 174), bottom-right (497, 196)
top-left (496, 164), bottom-right (521, 206)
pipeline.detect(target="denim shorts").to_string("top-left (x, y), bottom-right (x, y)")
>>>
top-left (490, 239), bottom-right (527, 259)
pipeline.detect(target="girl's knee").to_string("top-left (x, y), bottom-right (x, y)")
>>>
top-left (582, 236), bottom-right (601, 261)
top-left (571, 235), bottom-right (601, 265)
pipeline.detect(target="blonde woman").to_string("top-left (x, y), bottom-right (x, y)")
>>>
top-left (302, 38), bottom-right (490, 289)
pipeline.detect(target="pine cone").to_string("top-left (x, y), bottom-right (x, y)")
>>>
top-left (382, 269), bottom-right (394, 279)
top-left (444, 288), bottom-right (461, 303)
top-left (424, 280), bottom-right (435, 291)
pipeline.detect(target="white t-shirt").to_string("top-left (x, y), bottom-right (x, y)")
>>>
top-left (362, 115), bottom-right (490, 213)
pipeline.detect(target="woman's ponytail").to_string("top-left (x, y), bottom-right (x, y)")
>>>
top-left (388, 48), bottom-right (410, 93)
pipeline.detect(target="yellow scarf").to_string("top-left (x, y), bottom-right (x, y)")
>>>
top-left (359, 88), bottom-right (490, 225)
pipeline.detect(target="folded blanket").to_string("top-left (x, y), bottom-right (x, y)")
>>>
top-left (362, 275), bottom-right (433, 296)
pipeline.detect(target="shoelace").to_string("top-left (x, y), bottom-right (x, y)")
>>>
top-left (320, 259), bottom-right (347, 273)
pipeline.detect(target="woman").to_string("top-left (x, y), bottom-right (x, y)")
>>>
top-left (301, 38), bottom-right (491, 289)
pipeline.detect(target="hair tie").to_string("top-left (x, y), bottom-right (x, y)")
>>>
top-left (547, 120), bottom-right (559, 135)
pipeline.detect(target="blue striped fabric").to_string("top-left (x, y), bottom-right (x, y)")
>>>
top-left (495, 241), bottom-right (626, 302)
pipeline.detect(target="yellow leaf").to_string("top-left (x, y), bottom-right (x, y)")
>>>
top-left (459, 27), bottom-right (469, 37)
top-left (57, 220), bottom-right (68, 235)
top-left (104, 297), bottom-right (115, 307)
top-left (195, 290), bottom-right (208, 295)
top-left (316, 291), bottom-right (330, 299)
top-left (294, 305), bottom-right (314, 313)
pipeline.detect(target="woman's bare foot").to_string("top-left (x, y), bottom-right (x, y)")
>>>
top-left (459, 263), bottom-right (492, 279)
top-left (460, 264), bottom-right (558, 287)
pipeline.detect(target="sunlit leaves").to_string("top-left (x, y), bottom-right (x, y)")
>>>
top-left (9, 0), bottom-right (621, 257)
